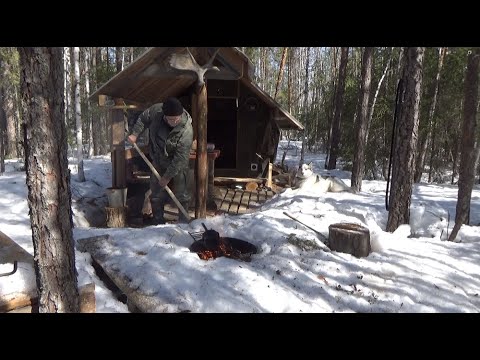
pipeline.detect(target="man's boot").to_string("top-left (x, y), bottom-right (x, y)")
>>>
top-left (147, 199), bottom-right (166, 225)
top-left (177, 202), bottom-right (190, 223)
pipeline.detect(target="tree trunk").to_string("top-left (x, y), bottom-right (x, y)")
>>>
top-left (324, 48), bottom-right (339, 168)
top-left (91, 47), bottom-right (101, 155)
top-left (274, 47), bottom-right (288, 101)
top-left (427, 119), bottom-right (438, 183)
top-left (115, 47), bottom-right (123, 72)
top-left (326, 47), bottom-right (349, 170)
top-left (414, 47), bottom-right (446, 183)
top-left (73, 47), bottom-right (85, 182)
top-left (14, 87), bottom-right (24, 158)
top-left (351, 47), bottom-right (373, 192)
top-left (287, 48), bottom-right (292, 112)
top-left (63, 47), bottom-right (71, 131)
top-left (386, 47), bottom-right (425, 232)
top-left (84, 47), bottom-right (94, 158)
top-left (366, 47), bottom-right (392, 144)
top-left (451, 122), bottom-right (461, 184)
top-left (18, 47), bottom-right (79, 312)
top-left (300, 47), bottom-right (310, 165)
top-left (0, 49), bottom-right (19, 159)
top-left (0, 54), bottom-right (6, 174)
top-left (449, 48), bottom-right (480, 241)
top-left (0, 87), bottom-right (5, 174)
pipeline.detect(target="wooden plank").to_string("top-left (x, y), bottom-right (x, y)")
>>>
top-left (257, 189), bottom-right (266, 203)
top-left (238, 190), bottom-right (251, 214)
top-left (220, 188), bottom-right (235, 213)
top-left (230, 189), bottom-right (244, 214)
top-left (0, 230), bottom-right (33, 264)
top-left (76, 235), bottom-right (166, 313)
top-left (0, 230), bottom-right (37, 313)
top-left (266, 189), bottom-right (275, 199)
top-left (108, 105), bottom-right (138, 109)
top-left (1, 231), bottom-right (97, 313)
top-left (267, 162), bottom-right (273, 188)
top-left (214, 177), bottom-right (266, 184)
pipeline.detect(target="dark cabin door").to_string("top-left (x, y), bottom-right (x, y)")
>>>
top-left (207, 98), bottom-right (237, 169)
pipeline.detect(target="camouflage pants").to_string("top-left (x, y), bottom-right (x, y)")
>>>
top-left (150, 165), bottom-right (191, 207)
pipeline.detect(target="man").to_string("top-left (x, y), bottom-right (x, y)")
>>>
top-left (128, 97), bottom-right (194, 225)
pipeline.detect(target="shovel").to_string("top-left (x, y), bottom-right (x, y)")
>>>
top-left (131, 141), bottom-right (191, 222)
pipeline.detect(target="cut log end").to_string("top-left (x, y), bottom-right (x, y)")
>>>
top-left (245, 182), bottom-right (259, 192)
top-left (328, 223), bottom-right (371, 258)
top-left (105, 206), bottom-right (128, 228)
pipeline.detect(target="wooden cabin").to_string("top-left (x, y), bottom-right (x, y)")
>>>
top-left (90, 47), bottom-right (303, 219)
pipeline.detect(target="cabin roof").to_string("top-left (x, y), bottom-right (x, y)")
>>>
top-left (90, 47), bottom-right (304, 131)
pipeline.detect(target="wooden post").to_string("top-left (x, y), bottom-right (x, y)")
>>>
top-left (79, 283), bottom-right (96, 313)
top-left (195, 84), bottom-right (208, 219)
top-left (111, 98), bottom-right (126, 189)
top-left (328, 223), bottom-right (371, 258)
top-left (267, 162), bottom-right (273, 188)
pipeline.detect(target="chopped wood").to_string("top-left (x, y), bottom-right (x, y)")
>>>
top-left (245, 181), bottom-right (259, 192)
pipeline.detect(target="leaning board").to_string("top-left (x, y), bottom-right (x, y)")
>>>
top-left (0, 230), bottom-right (37, 312)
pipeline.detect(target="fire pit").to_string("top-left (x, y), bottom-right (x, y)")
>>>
top-left (189, 224), bottom-right (257, 262)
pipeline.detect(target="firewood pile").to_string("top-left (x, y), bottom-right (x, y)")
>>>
top-left (189, 224), bottom-right (257, 262)
top-left (271, 163), bottom-right (296, 188)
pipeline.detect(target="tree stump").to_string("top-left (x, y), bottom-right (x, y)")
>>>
top-left (105, 206), bottom-right (127, 228)
top-left (328, 223), bottom-right (371, 258)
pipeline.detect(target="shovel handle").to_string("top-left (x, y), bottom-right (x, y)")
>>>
top-left (131, 141), bottom-right (191, 222)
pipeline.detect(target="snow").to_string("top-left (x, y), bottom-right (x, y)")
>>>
top-left (1, 141), bottom-right (479, 313)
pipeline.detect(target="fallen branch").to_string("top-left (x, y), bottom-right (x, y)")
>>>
top-left (283, 211), bottom-right (328, 242)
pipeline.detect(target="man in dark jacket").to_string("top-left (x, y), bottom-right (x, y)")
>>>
top-left (127, 97), bottom-right (194, 224)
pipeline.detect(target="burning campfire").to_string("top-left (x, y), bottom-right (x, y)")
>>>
top-left (189, 224), bottom-right (257, 262)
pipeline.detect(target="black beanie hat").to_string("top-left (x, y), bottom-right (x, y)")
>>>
top-left (163, 97), bottom-right (184, 116)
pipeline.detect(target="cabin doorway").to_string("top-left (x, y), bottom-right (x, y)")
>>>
top-left (207, 98), bottom-right (237, 169)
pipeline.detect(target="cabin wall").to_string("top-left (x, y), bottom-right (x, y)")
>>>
top-left (236, 81), bottom-right (272, 177)
top-left (123, 79), bottom-right (280, 182)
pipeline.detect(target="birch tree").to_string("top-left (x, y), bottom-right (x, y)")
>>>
top-left (73, 47), bottom-right (85, 181)
top-left (84, 48), bottom-right (93, 158)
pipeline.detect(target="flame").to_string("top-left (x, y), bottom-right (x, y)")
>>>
top-left (198, 250), bottom-right (217, 260)
top-left (196, 237), bottom-right (247, 261)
